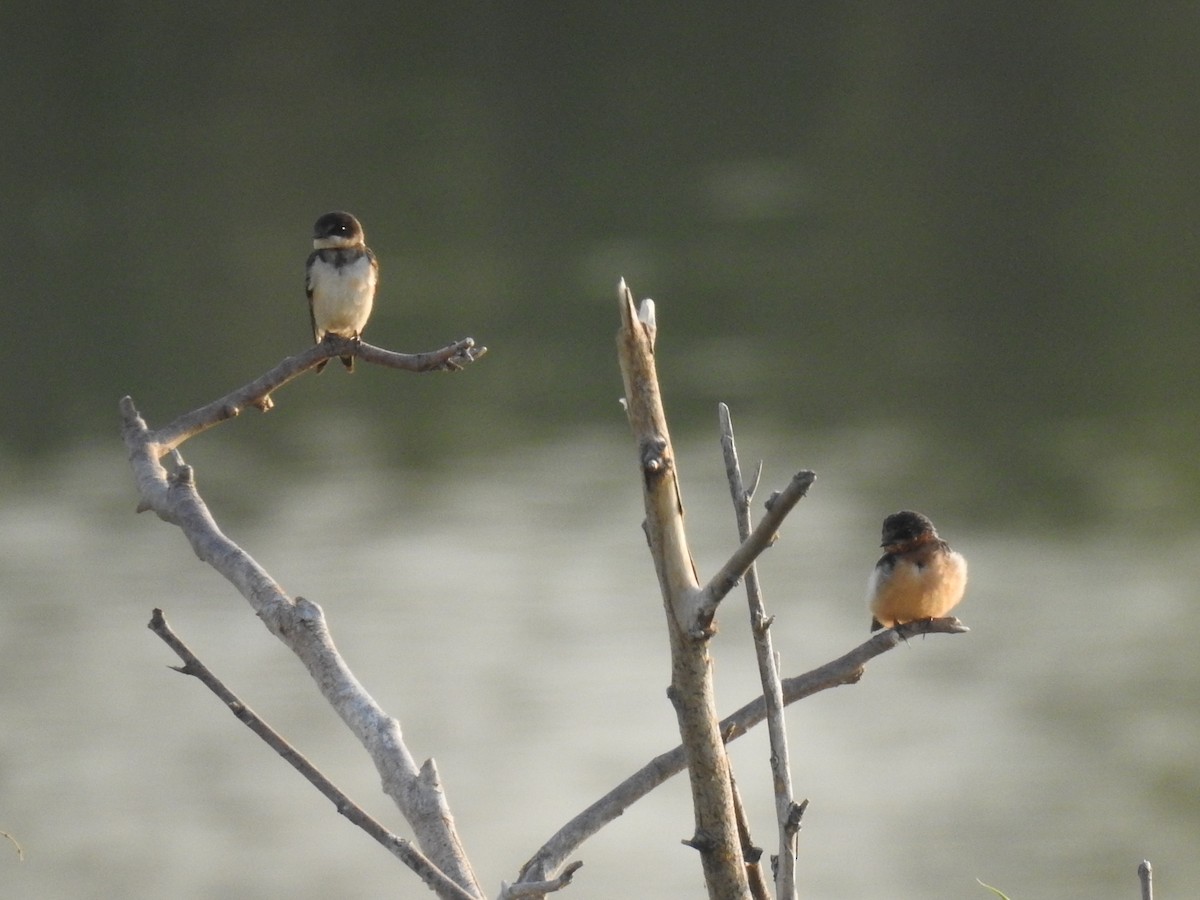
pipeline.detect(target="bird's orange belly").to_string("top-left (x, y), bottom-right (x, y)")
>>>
top-left (869, 553), bottom-right (967, 627)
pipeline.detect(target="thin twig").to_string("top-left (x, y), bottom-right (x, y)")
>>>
top-left (718, 402), bottom-right (801, 900)
top-left (0, 830), bottom-right (24, 861)
top-left (146, 336), bottom-right (485, 454)
top-left (148, 609), bottom-right (476, 900)
top-left (697, 468), bottom-right (816, 628)
top-left (516, 617), bottom-right (966, 883)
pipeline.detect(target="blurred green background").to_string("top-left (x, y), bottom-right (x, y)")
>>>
top-left (4, 4), bottom-right (1200, 899)
top-left (7, 2), bottom-right (1197, 526)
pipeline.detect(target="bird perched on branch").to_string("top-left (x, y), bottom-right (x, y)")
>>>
top-left (867, 510), bottom-right (967, 631)
top-left (306, 211), bottom-right (378, 372)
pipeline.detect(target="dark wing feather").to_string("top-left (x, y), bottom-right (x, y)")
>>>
top-left (305, 249), bottom-right (321, 343)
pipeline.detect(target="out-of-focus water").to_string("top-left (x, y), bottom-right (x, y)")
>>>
top-left (2, 424), bottom-right (1197, 899)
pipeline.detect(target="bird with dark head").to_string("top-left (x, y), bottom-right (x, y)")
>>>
top-left (306, 211), bottom-right (378, 372)
top-left (867, 510), bottom-right (968, 631)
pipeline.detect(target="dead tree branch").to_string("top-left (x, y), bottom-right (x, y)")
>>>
top-left (719, 403), bottom-right (805, 900)
top-left (149, 609), bottom-right (477, 900)
top-left (122, 337), bottom-right (487, 899)
top-left (615, 279), bottom-right (751, 900)
top-left (698, 466), bottom-right (815, 628)
top-left (148, 336), bottom-right (484, 454)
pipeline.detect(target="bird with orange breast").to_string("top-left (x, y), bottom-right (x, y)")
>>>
top-left (867, 510), bottom-right (967, 632)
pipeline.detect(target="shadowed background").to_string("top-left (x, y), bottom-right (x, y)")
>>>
top-left (3, 3), bottom-right (1199, 898)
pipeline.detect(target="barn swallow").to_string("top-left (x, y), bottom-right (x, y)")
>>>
top-left (306, 211), bottom-right (378, 372)
top-left (867, 510), bottom-right (967, 632)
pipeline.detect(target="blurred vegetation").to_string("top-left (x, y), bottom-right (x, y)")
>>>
top-left (5, 2), bottom-right (1198, 522)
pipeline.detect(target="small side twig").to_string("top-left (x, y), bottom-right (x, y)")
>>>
top-left (1, 830), bottom-right (24, 861)
top-left (697, 467), bottom-right (815, 627)
top-left (498, 861), bottom-right (584, 899)
top-left (718, 402), bottom-right (802, 900)
top-left (148, 609), bottom-right (476, 900)
top-left (1138, 859), bottom-right (1153, 900)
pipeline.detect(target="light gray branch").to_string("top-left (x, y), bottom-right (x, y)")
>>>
top-left (696, 467), bottom-right (815, 628)
top-left (718, 403), bottom-right (802, 900)
top-left (149, 609), bottom-right (477, 900)
top-left (121, 337), bottom-right (487, 898)
top-left (149, 336), bottom-right (484, 454)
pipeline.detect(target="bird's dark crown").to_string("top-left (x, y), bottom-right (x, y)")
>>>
top-left (312, 211), bottom-right (364, 241)
top-left (880, 510), bottom-right (938, 547)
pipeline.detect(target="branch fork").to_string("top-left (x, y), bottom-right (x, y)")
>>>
top-left (124, 336), bottom-right (488, 899)
top-left (613, 279), bottom-right (965, 900)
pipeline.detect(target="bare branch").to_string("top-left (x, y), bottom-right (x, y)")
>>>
top-left (145, 336), bottom-right (485, 454)
top-left (615, 279), bottom-right (750, 899)
top-left (148, 609), bottom-right (477, 900)
top-left (499, 861), bottom-right (584, 899)
top-left (718, 403), bottom-right (801, 900)
top-left (1139, 859), bottom-right (1153, 900)
top-left (517, 617), bottom-right (966, 884)
top-left (698, 467), bottom-right (815, 623)
top-left (121, 344), bottom-right (487, 898)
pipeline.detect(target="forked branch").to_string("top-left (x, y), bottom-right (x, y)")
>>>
top-left (122, 337), bottom-right (488, 899)
top-left (517, 617), bottom-right (966, 884)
